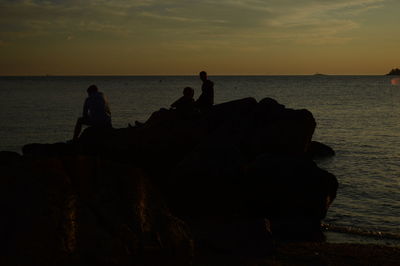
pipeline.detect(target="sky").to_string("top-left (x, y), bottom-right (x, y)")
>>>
top-left (0, 0), bottom-right (399, 75)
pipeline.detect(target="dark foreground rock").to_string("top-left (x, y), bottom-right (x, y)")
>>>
top-left (244, 154), bottom-right (338, 240)
top-left (1, 156), bottom-right (193, 266)
top-left (4, 97), bottom-right (339, 264)
top-left (307, 141), bottom-right (336, 159)
top-left (387, 68), bottom-right (400, 75)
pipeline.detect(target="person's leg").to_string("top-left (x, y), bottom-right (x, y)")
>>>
top-left (73, 117), bottom-right (83, 141)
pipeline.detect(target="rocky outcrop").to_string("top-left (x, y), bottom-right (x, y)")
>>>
top-left (387, 68), bottom-right (400, 75)
top-left (5, 97), bottom-right (337, 264)
top-left (243, 154), bottom-right (338, 240)
top-left (243, 97), bottom-right (316, 157)
top-left (307, 141), bottom-right (336, 159)
top-left (0, 156), bottom-right (193, 266)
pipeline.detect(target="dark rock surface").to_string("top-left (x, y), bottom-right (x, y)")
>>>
top-left (387, 68), bottom-right (400, 75)
top-left (307, 141), bottom-right (336, 159)
top-left (1, 157), bottom-right (193, 266)
top-left (243, 154), bottom-right (338, 240)
top-left (4, 97), bottom-right (337, 265)
top-left (0, 151), bottom-right (21, 166)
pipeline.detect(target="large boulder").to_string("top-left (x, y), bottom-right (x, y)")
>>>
top-left (0, 158), bottom-right (75, 266)
top-left (77, 126), bottom-right (116, 155)
top-left (22, 142), bottom-right (76, 157)
top-left (243, 154), bottom-right (338, 240)
top-left (0, 156), bottom-right (193, 266)
top-left (167, 136), bottom-right (245, 217)
top-left (66, 157), bottom-right (193, 266)
top-left (74, 97), bottom-right (318, 171)
top-left (307, 141), bottom-right (336, 159)
top-left (104, 110), bottom-right (208, 176)
top-left (163, 99), bottom-right (260, 216)
top-left (204, 97), bottom-right (258, 131)
top-left (1, 96), bottom-right (341, 265)
top-left (116, 97), bottom-right (335, 241)
top-left (0, 151), bottom-right (22, 166)
top-left (242, 98), bottom-right (316, 157)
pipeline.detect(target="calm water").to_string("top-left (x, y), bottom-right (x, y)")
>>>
top-left (1, 75), bottom-right (399, 245)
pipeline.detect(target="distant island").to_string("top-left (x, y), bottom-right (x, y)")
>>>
top-left (386, 68), bottom-right (400, 75)
top-left (313, 73), bottom-right (327, 76)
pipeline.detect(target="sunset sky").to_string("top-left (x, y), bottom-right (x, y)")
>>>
top-left (1, 0), bottom-right (399, 75)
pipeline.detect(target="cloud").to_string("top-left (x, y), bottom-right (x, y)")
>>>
top-left (139, 11), bottom-right (227, 24)
top-left (260, 0), bottom-right (385, 44)
top-left (0, 0), bottom-right (272, 36)
top-left (0, 0), bottom-right (387, 45)
top-left (267, 0), bottom-right (385, 27)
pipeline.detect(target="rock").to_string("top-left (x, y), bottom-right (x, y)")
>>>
top-left (0, 158), bottom-right (75, 266)
top-left (103, 97), bottom-right (335, 242)
top-left (0, 155), bottom-right (24, 264)
top-left (163, 99), bottom-right (269, 216)
top-left (307, 141), bottom-right (335, 159)
top-left (22, 142), bottom-right (76, 157)
top-left (161, 97), bottom-right (335, 242)
top-left (387, 68), bottom-right (400, 75)
top-left (243, 154), bottom-right (338, 240)
top-left (105, 111), bottom-right (208, 178)
top-left (167, 136), bottom-right (245, 217)
top-left (1, 96), bottom-right (339, 264)
top-left (0, 157), bottom-right (193, 266)
top-left (243, 98), bottom-right (316, 157)
top-left (76, 97), bottom-right (316, 170)
top-left (188, 218), bottom-right (273, 256)
top-left (204, 97), bottom-right (257, 131)
top-left (0, 151), bottom-right (21, 166)
top-left (77, 126), bottom-right (115, 155)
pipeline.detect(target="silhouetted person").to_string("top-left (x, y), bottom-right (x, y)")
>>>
top-left (133, 87), bottom-right (198, 128)
top-left (73, 85), bottom-right (112, 141)
top-left (196, 71), bottom-right (214, 109)
top-left (171, 87), bottom-right (195, 111)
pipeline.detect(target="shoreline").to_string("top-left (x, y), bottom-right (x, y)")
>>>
top-left (325, 231), bottom-right (400, 248)
top-left (262, 242), bottom-right (400, 266)
top-left (194, 240), bottom-right (400, 265)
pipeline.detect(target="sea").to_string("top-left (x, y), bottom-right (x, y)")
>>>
top-left (1, 75), bottom-right (399, 246)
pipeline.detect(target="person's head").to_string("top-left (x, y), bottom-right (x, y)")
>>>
top-left (87, 85), bottom-right (98, 95)
top-left (199, 71), bottom-right (208, 82)
top-left (183, 87), bottom-right (194, 98)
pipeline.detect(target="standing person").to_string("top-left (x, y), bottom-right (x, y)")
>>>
top-left (73, 85), bottom-right (112, 141)
top-left (195, 71), bottom-right (214, 109)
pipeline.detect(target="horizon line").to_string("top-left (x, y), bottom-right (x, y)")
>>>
top-left (0, 73), bottom-right (393, 77)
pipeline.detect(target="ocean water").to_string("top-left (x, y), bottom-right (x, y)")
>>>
top-left (1, 75), bottom-right (399, 246)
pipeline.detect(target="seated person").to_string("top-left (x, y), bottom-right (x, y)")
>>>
top-left (73, 85), bottom-right (112, 140)
top-left (170, 86), bottom-right (195, 112)
top-left (133, 87), bottom-right (197, 128)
